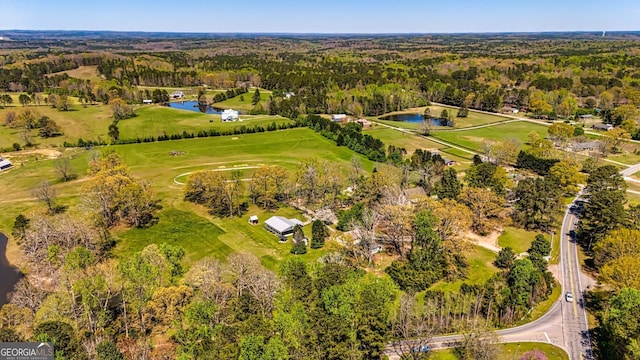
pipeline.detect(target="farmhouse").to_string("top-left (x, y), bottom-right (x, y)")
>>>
top-left (355, 118), bottom-right (372, 127)
top-left (592, 123), bottom-right (613, 131)
top-left (332, 114), bottom-right (347, 122)
top-left (264, 216), bottom-right (304, 238)
top-left (221, 109), bottom-right (239, 122)
top-left (170, 91), bottom-right (184, 99)
top-left (570, 140), bottom-right (601, 152)
top-left (0, 158), bottom-right (13, 171)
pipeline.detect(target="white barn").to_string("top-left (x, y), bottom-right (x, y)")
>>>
top-left (221, 109), bottom-right (239, 122)
top-left (332, 114), bottom-right (347, 122)
top-left (0, 158), bottom-right (13, 171)
top-left (264, 216), bottom-right (304, 239)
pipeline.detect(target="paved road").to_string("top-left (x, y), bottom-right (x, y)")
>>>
top-left (385, 196), bottom-right (594, 360)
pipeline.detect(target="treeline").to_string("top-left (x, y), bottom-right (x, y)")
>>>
top-left (305, 115), bottom-right (386, 161)
top-left (0, 55), bottom-right (103, 92)
top-left (211, 87), bottom-right (247, 103)
top-left (62, 121), bottom-right (303, 148)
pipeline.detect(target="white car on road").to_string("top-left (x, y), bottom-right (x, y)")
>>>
top-left (565, 292), bottom-right (574, 302)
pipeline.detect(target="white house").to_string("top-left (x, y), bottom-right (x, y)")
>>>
top-left (221, 109), bottom-right (239, 122)
top-left (0, 158), bottom-right (13, 171)
top-left (332, 114), bottom-right (347, 122)
top-left (170, 91), bottom-right (184, 99)
top-left (264, 216), bottom-right (304, 239)
top-left (142, 99), bottom-right (152, 104)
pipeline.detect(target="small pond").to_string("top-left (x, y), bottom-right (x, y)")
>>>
top-left (168, 101), bottom-right (225, 114)
top-left (0, 233), bottom-right (23, 306)
top-left (380, 113), bottom-right (452, 127)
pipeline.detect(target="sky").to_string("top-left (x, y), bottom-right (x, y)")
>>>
top-left (1, 0), bottom-right (639, 34)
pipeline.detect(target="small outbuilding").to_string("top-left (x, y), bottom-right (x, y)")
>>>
top-left (592, 123), bottom-right (613, 131)
top-left (249, 215), bottom-right (259, 225)
top-left (221, 109), bottom-right (239, 122)
top-left (264, 216), bottom-right (304, 239)
top-left (332, 114), bottom-right (347, 122)
top-left (0, 158), bottom-right (12, 171)
top-left (142, 99), bottom-right (153, 104)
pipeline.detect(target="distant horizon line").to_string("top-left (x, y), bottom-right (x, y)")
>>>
top-left (1, 29), bottom-right (639, 36)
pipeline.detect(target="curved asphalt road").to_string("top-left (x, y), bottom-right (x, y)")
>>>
top-left (385, 199), bottom-right (596, 360)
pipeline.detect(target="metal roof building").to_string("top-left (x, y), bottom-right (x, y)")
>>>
top-left (264, 216), bottom-right (303, 238)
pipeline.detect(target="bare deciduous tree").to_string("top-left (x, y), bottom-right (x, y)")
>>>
top-left (391, 294), bottom-right (438, 360)
top-left (9, 278), bottom-right (48, 315)
top-left (54, 157), bottom-right (72, 182)
top-left (32, 181), bottom-right (56, 213)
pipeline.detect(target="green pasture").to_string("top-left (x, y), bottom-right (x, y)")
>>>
top-left (431, 121), bottom-right (549, 151)
top-left (498, 226), bottom-right (549, 254)
top-left (429, 246), bottom-right (499, 292)
top-left (212, 90), bottom-right (272, 111)
top-left (118, 105), bottom-right (292, 139)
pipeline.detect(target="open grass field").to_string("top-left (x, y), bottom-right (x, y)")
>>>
top-left (498, 226), bottom-right (549, 254)
top-left (429, 246), bottom-right (499, 292)
top-left (431, 342), bottom-right (568, 360)
top-left (431, 121), bottom-right (549, 152)
top-left (118, 105), bottom-right (292, 139)
top-left (212, 90), bottom-right (272, 111)
top-left (49, 65), bottom-right (101, 81)
top-left (0, 103), bottom-right (291, 148)
top-left (363, 126), bottom-right (473, 170)
top-left (0, 128), bottom-right (375, 269)
top-left (0, 104), bottom-right (108, 148)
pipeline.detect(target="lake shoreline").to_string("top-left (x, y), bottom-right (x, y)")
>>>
top-left (0, 232), bottom-right (24, 306)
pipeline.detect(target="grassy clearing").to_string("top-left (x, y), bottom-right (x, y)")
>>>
top-left (118, 105), bottom-right (292, 139)
top-left (50, 65), bottom-right (100, 81)
top-left (0, 129), bottom-right (373, 268)
top-left (212, 91), bottom-right (272, 111)
top-left (0, 104), bottom-right (111, 147)
top-left (431, 342), bottom-right (568, 360)
top-left (432, 122), bottom-right (549, 151)
top-left (497, 227), bottom-right (548, 254)
top-left (429, 246), bottom-right (499, 292)
top-left (363, 126), bottom-right (473, 171)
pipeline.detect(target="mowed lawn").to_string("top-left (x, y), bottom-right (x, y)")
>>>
top-left (431, 343), bottom-right (568, 360)
top-left (431, 121), bottom-right (549, 151)
top-left (0, 104), bottom-right (112, 147)
top-left (363, 127), bottom-right (473, 170)
top-left (429, 246), bottom-right (499, 292)
top-left (118, 105), bottom-right (292, 139)
top-left (0, 128), bottom-right (374, 268)
top-left (212, 90), bottom-right (272, 111)
top-left (498, 226), bottom-right (549, 254)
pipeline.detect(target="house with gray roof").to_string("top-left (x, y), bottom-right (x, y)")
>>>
top-left (264, 216), bottom-right (304, 239)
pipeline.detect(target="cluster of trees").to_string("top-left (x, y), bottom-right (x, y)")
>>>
top-left (211, 87), bottom-right (247, 103)
top-left (0, 244), bottom-right (401, 360)
top-left (2, 109), bottom-right (62, 146)
top-left (306, 115), bottom-right (386, 161)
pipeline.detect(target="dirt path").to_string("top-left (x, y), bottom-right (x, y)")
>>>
top-left (465, 231), bottom-right (501, 253)
top-left (2, 149), bottom-right (62, 159)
